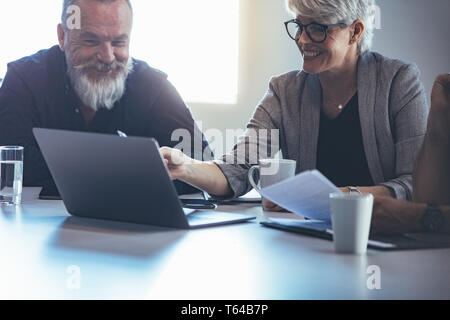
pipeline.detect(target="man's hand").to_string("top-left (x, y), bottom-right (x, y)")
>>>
top-left (371, 196), bottom-right (426, 235)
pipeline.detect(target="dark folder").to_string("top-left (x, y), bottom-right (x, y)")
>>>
top-left (261, 219), bottom-right (450, 251)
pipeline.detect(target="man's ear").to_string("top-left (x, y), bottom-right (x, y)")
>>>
top-left (57, 23), bottom-right (66, 51)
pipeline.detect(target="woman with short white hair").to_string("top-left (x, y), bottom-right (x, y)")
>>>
top-left (161, 0), bottom-right (429, 206)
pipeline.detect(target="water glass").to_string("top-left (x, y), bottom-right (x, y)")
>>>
top-left (0, 146), bottom-right (24, 205)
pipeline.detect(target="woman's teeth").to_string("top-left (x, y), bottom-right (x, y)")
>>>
top-left (303, 51), bottom-right (321, 57)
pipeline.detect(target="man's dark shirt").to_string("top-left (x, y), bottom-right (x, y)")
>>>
top-left (0, 45), bottom-right (212, 193)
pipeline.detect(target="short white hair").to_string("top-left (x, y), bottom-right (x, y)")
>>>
top-left (285, 0), bottom-right (376, 54)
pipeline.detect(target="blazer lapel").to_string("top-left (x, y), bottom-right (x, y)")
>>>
top-left (299, 73), bottom-right (322, 171)
top-left (357, 52), bottom-right (385, 183)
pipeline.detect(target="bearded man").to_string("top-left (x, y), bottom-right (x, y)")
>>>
top-left (0, 0), bottom-right (211, 191)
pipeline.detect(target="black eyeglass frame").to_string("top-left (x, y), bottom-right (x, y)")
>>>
top-left (284, 19), bottom-right (348, 43)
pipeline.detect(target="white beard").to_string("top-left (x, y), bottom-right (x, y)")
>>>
top-left (66, 56), bottom-right (133, 111)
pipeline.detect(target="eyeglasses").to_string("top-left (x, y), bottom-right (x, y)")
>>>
top-left (284, 19), bottom-right (348, 43)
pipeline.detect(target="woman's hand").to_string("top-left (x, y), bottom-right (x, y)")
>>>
top-left (159, 147), bottom-right (233, 197)
top-left (159, 147), bottom-right (196, 181)
top-left (263, 200), bottom-right (291, 212)
top-left (339, 186), bottom-right (394, 197)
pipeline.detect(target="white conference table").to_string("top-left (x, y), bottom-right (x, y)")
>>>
top-left (0, 188), bottom-right (449, 300)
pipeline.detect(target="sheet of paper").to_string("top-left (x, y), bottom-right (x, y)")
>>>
top-left (179, 192), bottom-right (205, 200)
top-left (183, 208), bottom-right (196, 215)
top-left (234, 188), bottom-right (261, 202)
top-left (205, 188), bottom-right (261, 202)
top-left (258, 170), bottom-right (341, 222)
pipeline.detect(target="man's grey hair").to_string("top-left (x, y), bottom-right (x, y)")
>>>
top-left (61, 0), bottom-right (133, 27)
top-left (285, 0), bottom-right (376, 54)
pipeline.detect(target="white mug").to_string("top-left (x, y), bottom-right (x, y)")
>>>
top-left (329, 192), bottom-right (374, 254)
top-left (248, 159), bottom-right (296, 206)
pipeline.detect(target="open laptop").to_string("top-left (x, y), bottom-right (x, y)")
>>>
top-left (33, 128), bottom-right (256, 229)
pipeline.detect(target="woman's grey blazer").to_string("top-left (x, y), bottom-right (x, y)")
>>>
top-left (215, 51), bottom-right (429, 200)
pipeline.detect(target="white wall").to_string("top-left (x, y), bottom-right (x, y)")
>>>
top-left (188, 0), bottom-right (450, 153)
top-left (373, 0), bottom-right (450, 99)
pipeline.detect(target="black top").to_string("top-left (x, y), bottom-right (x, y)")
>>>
top-left (316, 93), bottom-right (374, 187)
top-left (0, 46), bottom-right (212, 193)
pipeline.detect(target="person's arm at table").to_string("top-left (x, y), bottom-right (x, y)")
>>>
top-left (413, 74), bottom-right (450, 204)
top-left (371, 197), bottom-right (450, 234)
top-left (340, 186), bottom-right (394, 197)
top-left (161, 76), bottom-right (285, 200)
top-left (160, 147), bottom-right (233, 197)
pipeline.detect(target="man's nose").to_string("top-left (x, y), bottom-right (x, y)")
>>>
top-left (97, 42), bottom-right (115, 64)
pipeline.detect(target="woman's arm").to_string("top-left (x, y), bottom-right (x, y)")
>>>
top-left (160, 147), bottom-right (232, 197)
top-left (340, 186), bottom-right (394, 197)
top-left (161, 76), bottom-right (284, 200)
top-left (375, 63), bottom-right (429, 200)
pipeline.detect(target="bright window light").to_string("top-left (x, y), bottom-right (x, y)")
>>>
top-left (0, 2), bottom-right (61, 80)
top-left (131, 0), bottom-right (239, 104)
top-left (0, 1), bottom-right (240, 104)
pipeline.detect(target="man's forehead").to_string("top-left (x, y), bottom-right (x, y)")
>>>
top-left (76, 0), bottom-right (132, 30)
top-left (78, 29), bottom-right (129, 40)
top-left (68, 22), bottom-right (130, 41)
top-left (78, 21), bottom-right (130, 37)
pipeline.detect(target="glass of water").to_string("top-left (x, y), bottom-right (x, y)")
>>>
top-left (0, 146), bottom-right (24, 205)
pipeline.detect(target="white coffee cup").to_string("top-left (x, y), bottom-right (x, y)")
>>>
top-left (248, 159), bottom-right (296, 206)
top-left (329, 192), bottom-right (374, 254)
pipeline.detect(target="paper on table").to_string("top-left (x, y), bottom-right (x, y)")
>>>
top-left (258, 170), bottom-right (341, 222)
top-left (179, 192), bottom-right (205, 200)
top-left (233, 188), bottom-right (261, 202)
top-left (205, 188), bottom-right (261, 203)
top-left (183, 208), bottom-right (196, 215)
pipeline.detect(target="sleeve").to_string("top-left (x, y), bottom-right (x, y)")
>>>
top-left (0, 64), bottom-right (52, 186)
top-left (379, 63), bottom-right (429, 200)
top-left (213, 77), bottom-right (282, 199)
